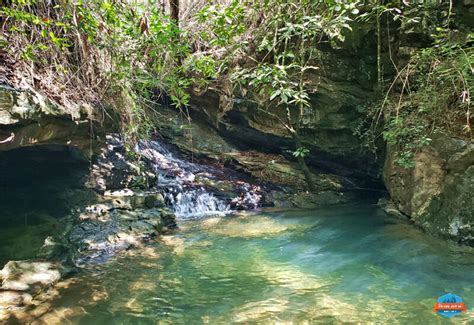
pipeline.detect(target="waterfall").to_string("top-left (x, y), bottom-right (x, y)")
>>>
top-left (165, 189), bottom-right (230, 218)
top-left (136, 140), bottom-right (240, 219)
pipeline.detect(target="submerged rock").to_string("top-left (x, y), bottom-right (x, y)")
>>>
top-left (0, 291), bottom-right (33, 309)
top-left (0, 261), bottom-right (61, 294)
top-left (37, 236), bottom-right (69, 260)
top-left (0, 260), bottom-right (65, 316)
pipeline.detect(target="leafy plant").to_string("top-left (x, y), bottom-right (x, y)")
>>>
top-left (355, 2), bottom-right (472, 168)
top-left (381, 28), bottom-right (472, 168)
top-left (293, 147), bottom-right (310, 158)
top-left (197, 0), bottom-right (246, 47)
top-left (0, 0), bottom-right (198, 145)
top-left (229, 0), bottom-right (361, 190)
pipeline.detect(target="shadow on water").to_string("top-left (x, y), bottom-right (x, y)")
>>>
top-left (0, 145), bottom-right (93, 267)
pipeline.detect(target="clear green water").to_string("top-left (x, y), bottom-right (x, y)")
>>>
top-left (40, 205), bottom-right (474, 324)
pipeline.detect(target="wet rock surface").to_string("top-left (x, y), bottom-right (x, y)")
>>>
top-left (69, 201), bottom-right (176, 266)
top-left (0, 136), bottom-right (177, 315)
top-left (89, 135), bottom-right (157, 192)
top-left (136, 137), bottom-right (270, 216)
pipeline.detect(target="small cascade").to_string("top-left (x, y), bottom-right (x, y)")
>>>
top-left (165, 189), bottom-right (230, 218)
top-left (137, 140), bottom-right (260, 219)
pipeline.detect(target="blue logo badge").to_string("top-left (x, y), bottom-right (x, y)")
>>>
top-left (433, 293), bottom-right (467, 318)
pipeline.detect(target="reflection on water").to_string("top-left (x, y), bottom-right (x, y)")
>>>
top-left (14, 205), bottom-right (474, 323)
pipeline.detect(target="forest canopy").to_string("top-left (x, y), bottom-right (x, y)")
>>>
top-left (0, 0), bottom-right (472, 181)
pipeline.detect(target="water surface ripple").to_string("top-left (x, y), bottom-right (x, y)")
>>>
top-left (32, 205), bottom-right (474, 324)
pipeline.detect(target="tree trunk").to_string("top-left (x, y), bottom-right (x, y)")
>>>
top-left (160, 0), bottom-right (166, 14)
top-left (292, 133), bottom-right (316, 192)
top-left (169, 0), bottom-right (181, 65)
top-left (376, 0), bottom-right (382, 92)
top-left (170, 0), bottom-right (179, 25)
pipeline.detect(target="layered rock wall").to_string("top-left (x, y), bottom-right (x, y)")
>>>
top-left (384, 137), bottom-right (473, 244)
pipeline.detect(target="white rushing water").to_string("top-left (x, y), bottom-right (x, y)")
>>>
top-left (136, 140), bottom-right (238, 219)
top-left (165, 189), bottom-right (230, 218)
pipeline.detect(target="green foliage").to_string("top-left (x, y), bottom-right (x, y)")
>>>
top-left (227, 0), bottom-right (361, 190)
top-left (1, 0), bottom-right (194, 144)
top-left (382, 115), bottom-right (432, 169)
top-left (394, 151), bottom-right (415, 169)
top-left (1, 0), bottom-right (470, 172)
top-left (353, 1), bottom-right (473, 169)
top-left (293, 147), bottom-right (310, 158)
top-left (0, 0), bottom-right (362, 151)
top-left (232, 0), bottom-right (359, 131)
top-left (380, 27), bottom-right (472, 168)
top-left (188, 55), bottom-right (218, 79)
top-left (197, 0), bottom-right (246, 47)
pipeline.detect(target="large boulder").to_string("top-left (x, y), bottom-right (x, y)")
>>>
top-left (384, 136), bottom-right (474, 244)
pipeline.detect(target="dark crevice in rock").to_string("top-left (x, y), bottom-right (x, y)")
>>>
top-left (186, 102), bottom-right (385, 191)
top-left (0, 145), bottom-right (96, 267)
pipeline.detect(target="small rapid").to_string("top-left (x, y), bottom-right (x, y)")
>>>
top-left (137, 140), bottom-right (260, 219)
top-left (166, 190), bottom-right (230, 218)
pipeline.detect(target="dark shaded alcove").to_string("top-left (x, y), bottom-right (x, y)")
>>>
top-left (0, 145), bottom-right (94, 266)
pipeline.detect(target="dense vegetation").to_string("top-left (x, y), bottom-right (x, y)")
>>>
top-left (1, 0), bottom-right (472, 189)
